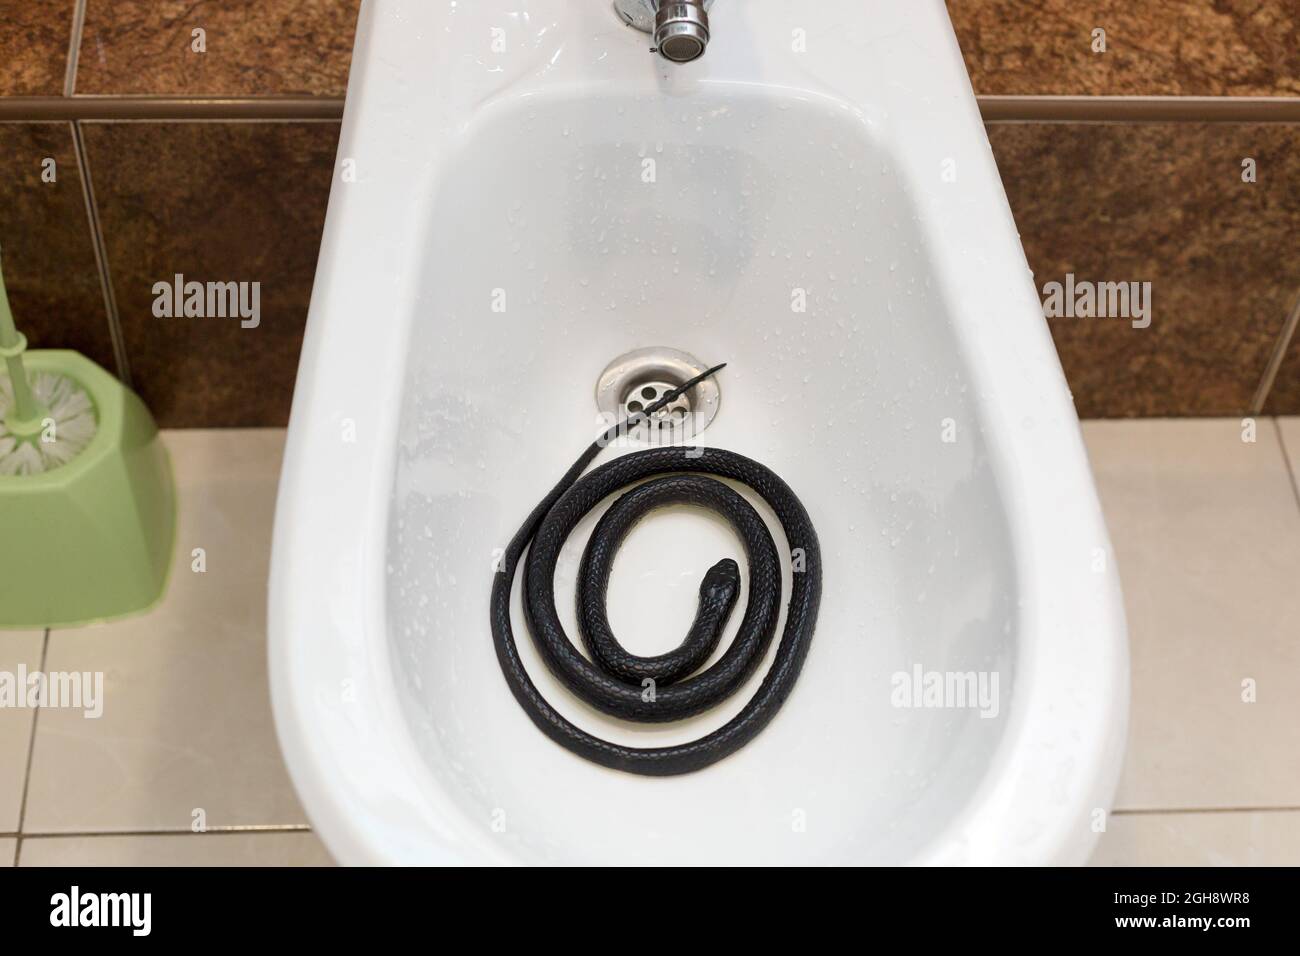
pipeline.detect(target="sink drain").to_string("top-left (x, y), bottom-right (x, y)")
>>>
top-left (596, 347), bottom-right (720, 438)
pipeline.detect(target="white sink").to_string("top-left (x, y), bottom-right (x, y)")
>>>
top-left (270, 0), bottom-right (1128, 865)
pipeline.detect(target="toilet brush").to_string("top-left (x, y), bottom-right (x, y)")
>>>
top-left (0, 247), bottom-right (98, 475)
top-left (0, 245), bottom-right (176, 628)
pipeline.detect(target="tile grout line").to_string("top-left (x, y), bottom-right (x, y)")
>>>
top-left (0, 94), bottom-right (1298, 123)
top-left (16, 822), bottom-right (313, 837)
top-left (62, 0), bottom-right (88, 98)
top-left (1112, 805), bottom-right (1300, 816)
top-left (0, 96), bottom-right (348, 121)
top-left (1274, 418), bottom-right (1300, 513)
top-left (13, 629), bottom-right (51, 867)
top-left (4, 826), bottom-right (312, 840)
top-left (69, 119), bottom-right (132, 387)
top-left (979, 94), bottom-right (1300, 123)
top-left (1250, 289), bottom-right (1300, 414)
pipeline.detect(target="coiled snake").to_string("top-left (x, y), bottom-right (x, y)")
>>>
top-left (490, 365), bottom-right (821, 775)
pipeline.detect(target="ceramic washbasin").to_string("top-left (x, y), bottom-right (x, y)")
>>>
top-left (269, 0), bottom-right (1128, 865)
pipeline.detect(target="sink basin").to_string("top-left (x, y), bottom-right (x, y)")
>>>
top-left (270, 0), bottom-right (1128, 865)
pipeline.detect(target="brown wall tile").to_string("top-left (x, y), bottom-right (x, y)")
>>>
top-left (82, 121), bottom-right (339, 427)
top-left (0, 122), bottom-right (117, 373)
top-left (948, 0), bottom-right (1300, 96)
top-left (988, 122), bottom-right (1300, 418)
top-left (1264, 303), bottom-right (1300, 412)
top-left (1266, 356), bottom-right (1299, 412)
top-left (0, 0), bottom-right (74, 96)
top-left (77, 0), bottom-right (360, 96)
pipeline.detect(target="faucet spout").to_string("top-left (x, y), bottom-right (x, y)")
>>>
top-left (614, 0), bottom-right (714, 63)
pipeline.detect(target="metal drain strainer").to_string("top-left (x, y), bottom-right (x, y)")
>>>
top-left (595, 347), bottom-right (720, 439)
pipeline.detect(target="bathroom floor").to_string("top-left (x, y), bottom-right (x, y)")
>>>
top-left (2, 420), bottom-right (1298, 866)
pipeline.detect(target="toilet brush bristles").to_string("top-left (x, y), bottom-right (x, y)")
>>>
top-left (0, 371), bottom-right (97, 475)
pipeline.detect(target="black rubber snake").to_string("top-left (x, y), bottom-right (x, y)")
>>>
top-left (489, 364), bottom-right (822, 775)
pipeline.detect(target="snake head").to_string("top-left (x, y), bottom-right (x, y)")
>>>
top-left (699, 558), bottom-right (741, 608)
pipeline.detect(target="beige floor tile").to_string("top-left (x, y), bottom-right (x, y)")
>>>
top-left (0, 631), bottom-right (45, 832)
top-left (0, 838), bottom-right (14, 866)
top-left (19, 830), bottom-right (334, 867)
top-left (1083, 419), bottom-right (1300, 810)
top-left (1091, 810), bottom-right (1300, 866)
top-left (24, 430), bottom-right (307, 832)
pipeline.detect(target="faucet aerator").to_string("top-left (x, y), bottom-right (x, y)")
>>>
top-left (616, 0), bottom-right (713, 63)
top-left (655, 3), bottom-right (710, 62)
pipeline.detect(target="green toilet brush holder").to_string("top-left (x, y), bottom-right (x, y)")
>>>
top-left (0, 253), bottom-right (175, 628)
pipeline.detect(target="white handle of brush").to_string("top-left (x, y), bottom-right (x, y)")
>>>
top-left (0, 245), bottom-right (44, 427)
top-left (0, 244), bottom-right (20, 348)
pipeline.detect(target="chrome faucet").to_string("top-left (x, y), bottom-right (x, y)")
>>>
top-left (613, 1), bottom-right (714, 63)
